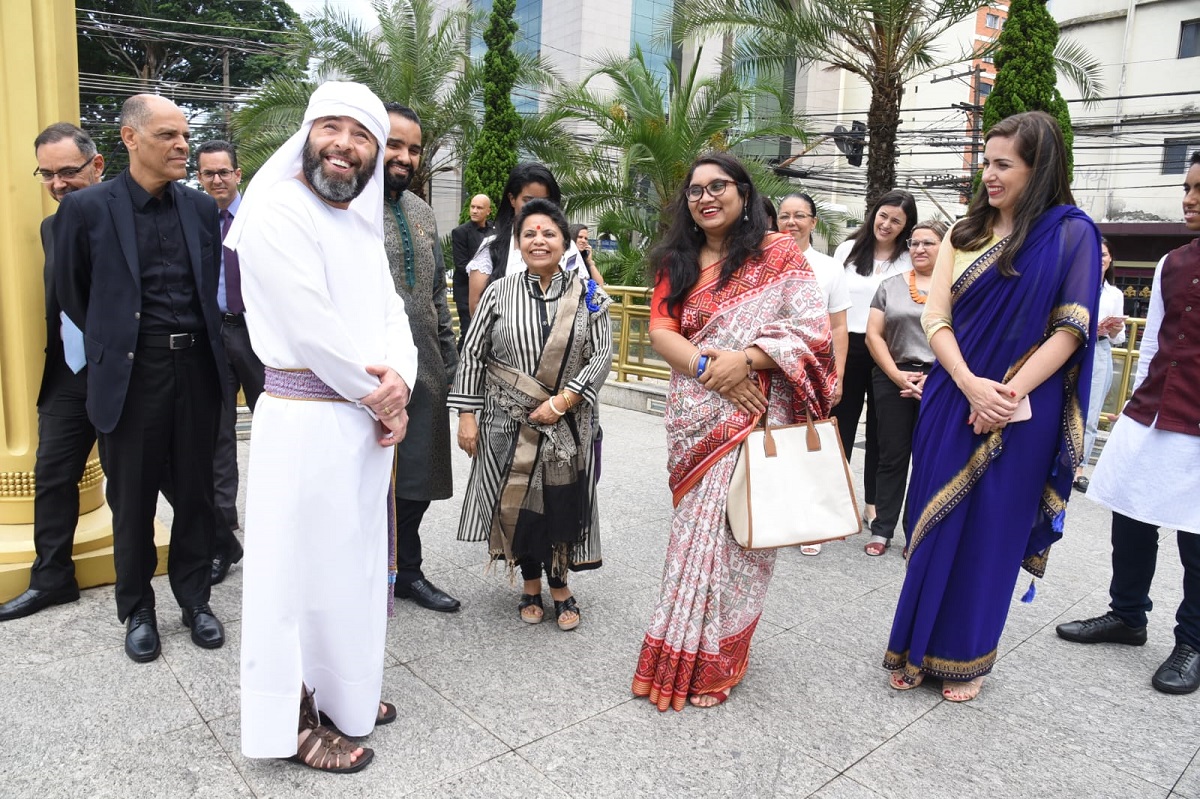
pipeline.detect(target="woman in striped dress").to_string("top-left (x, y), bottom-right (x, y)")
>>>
top-left (449, 199), bottom-right (612, 630)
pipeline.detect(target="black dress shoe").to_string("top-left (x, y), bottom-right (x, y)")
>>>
top-left (125, 607), bottom-right (161, 663)
top-left (1056, 611), bottom-right (1147, 646)
top-left (181, 603), bottom-right (225, 649)
top-left (394, 577), bottom-right (460, 612)
top-left (210, 539), bottom-right (244, 586)
top-left (0, 585), bottom-right (80, 621)
top-left (1152, 642), bottom-right (1200, 694)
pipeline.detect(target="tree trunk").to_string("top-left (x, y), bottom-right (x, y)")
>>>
top-left (864, 75), bottom-right (903, 210)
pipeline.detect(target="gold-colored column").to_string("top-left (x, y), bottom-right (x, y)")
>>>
top-left (0, 0), bottom-right (145, 602)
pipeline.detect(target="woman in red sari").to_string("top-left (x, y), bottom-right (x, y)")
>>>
top-left (632, 152), bottom-right (836, 710)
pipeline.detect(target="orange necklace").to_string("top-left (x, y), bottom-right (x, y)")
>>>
top-left (907, 270), bottom-right (928, 304)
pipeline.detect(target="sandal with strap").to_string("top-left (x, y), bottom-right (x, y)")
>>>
top-left (285, 686), bottom-right (374, 774)
top-left (518, 593), bottom-right (544, 624)
top-left (688, 690), bottom-right (729, 708)
top-left (554, 595), bottom-right (581, 631)
top-left (318, 701), bottom-right (396, 737)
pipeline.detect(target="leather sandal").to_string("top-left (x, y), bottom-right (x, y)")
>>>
top-left (518, 593), bottom-right (544, 624)
top-left (864, 535), bottom-right (891, 557)
top-left (318, 701), bottom-right (396, 736)
top-left (285, 687), bottom-right (373, 774)
top-left (554, 595), bottom-right (581, 631)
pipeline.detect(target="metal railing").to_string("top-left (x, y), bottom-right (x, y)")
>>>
top-left (449, 278), bottom-right (1145, 419)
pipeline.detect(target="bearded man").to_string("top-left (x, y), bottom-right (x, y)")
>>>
top-left (227, 82), bottom-right (417, 773)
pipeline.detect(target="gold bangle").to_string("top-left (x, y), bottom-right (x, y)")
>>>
top-left (951, 361), bottom-right (966, 379)
top-left (687, 352), bottom-right (700, 375)
top-left (548, 396), bottom-right (566, 416)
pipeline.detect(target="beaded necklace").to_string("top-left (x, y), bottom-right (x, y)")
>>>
top-left (907, 270), bottom-right (928, 304)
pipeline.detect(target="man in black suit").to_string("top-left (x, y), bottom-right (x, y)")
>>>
top-left (195, 140), bottom-right (261, 585)
top-left (449, 193), bottom-right (492, 347)
top-left (0, 124), bottom-right (105, 622)
top-left (55, 94), bottom-right (228, 663)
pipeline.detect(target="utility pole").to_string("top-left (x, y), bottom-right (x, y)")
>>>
top-left (934, 65), bottom-right (985, 185)
top-left (222, 48), bottom-right (231, 139)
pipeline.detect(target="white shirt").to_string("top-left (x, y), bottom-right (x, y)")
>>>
top-left (1098, 282), bottom-right (1127, 345)
top-left (466, 234), bottom-right (583, 277)
top-left (802, 245), bottom-right (851, 314)
top-left (833, 240), bottom-right (912, 333)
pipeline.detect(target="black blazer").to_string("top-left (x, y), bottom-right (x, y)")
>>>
top-left (450, 220), bottom-right (492, 273)
top-left (38, 216), bottom-right (88, 409)
top-left (54, 173), bottom-right (227, 434)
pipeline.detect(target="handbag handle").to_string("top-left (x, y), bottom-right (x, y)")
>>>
top-left (758, 411), bottom-right (822, 458)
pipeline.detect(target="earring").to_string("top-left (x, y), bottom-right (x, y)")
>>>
top-left (692, 222), bottom-right (699, 232)
top-left (742, 209), bottom-right (749, 222)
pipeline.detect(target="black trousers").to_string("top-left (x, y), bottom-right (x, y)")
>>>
top-left (519, 558), bottom-right (566, 589)
top-left (869, 364), bottom-right (928, 541)
top-left (214, 316), bottom-right (264, 537)
top-left (100, 345), bottom-right (220, 621)
top-left (452, 268), bottom-right (472, 350)
top-left (832, 332), bottom-right (878, 504)
top-left (1108, 513), bottom-right (1200, 649)
top-left (394, 497), bottom-right (430, 584)
top-left (29, 374), bottom-right (95, 592)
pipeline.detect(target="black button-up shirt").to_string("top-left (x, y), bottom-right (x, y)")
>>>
top-left (124, 170), bottom-right (204, 334)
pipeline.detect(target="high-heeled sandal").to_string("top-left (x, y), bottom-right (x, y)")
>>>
top-left (518, 593), bottom-right (544, 624)
top-left (554, 595), bottom-right (581, 631)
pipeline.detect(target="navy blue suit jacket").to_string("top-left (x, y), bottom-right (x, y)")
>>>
top-left (54, 172), bottom-right (227, 434)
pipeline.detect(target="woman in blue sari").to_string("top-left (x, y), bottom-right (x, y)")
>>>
top-left (884, 111), bottom-right (1102, 701)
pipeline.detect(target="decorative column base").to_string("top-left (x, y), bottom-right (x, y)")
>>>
top-left (0, 508), bottom-right (169, 602)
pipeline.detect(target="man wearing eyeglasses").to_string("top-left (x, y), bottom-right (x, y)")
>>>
top-left (0, 124), bottom-right (106, 622)
top-left (194, 140), bottom-right (263, 585)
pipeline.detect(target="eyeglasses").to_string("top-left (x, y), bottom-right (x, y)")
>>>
top-left (33, 161), bottom-right (92, 182)
top-left (777, 213), bottom-right (815, 222)
top-left (199, 169), bottom-right (236, 181)
top-left (685, 179), bottom-right (732, 202)
top-left (907, 238), bottom-right (940, 250)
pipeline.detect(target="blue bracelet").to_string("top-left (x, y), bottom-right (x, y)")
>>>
top-left (696, 355), bottom-right (709, 378)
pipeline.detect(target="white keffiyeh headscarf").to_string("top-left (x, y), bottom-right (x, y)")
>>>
top-left (225, 81), bottom-right (389, 251)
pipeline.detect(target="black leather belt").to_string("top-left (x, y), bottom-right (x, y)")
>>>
top-left (139, 332), bottom-right (204, 350)
top-left (222, 312), bottom-right (244, 326)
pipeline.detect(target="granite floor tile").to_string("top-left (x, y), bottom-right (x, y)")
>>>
top-left (4, 723), bottom-right (251, 799)
top-left (518, 695), bottom-right (839, 799)
top-left (209, 665), bottom-right (508, 798)
top-left (845, 700), bottom-right (1171, 799)
top-left (971, 628), bottom-right (1200, 790)
top-left (408, 752), bottom-right (571, 799)
top-left (0, 584), bottom-right (121, 672)
top-left (738, 631), bottom-right (944, 773)
top-left (806, 775), bottom-right (888, 799)
top-left (1178, 753), bottom-right (1200, 799)
top-left (164, 620), bottom-right (242, 722)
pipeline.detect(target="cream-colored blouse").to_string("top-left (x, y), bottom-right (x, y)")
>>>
top-left (921, 227), bottom-right (1002, 341)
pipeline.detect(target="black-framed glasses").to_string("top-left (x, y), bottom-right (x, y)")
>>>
top-left (685, 179), bottom-right (732, 202)
top-left (33, 161), bottom-right (91, 182)
top-left (907, 238), bottom-right (939, 250)
top-left (199, 169), bottom-right (236, 181)
top-left (777, 212), bottom-right (815, 222)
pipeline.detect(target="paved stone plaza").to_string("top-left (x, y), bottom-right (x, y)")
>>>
top-left (0, 402), bottom-right (1196, 798)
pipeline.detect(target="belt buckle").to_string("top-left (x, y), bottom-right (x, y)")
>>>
top-left (168, 333), bottom-right (193, 350)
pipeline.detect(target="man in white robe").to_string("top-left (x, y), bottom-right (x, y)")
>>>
top-left (1056, 150), bottom-right (1200, 695)
top-left (226, 82), bottom-right (418, 771)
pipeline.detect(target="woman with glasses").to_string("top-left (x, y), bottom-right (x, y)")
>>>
top-left (778, 193), bottom-right (851, 555)
top-left (632, 153), bottom-right (836, 710)
top-left (1073, 237), bottom-right (1126, 493)
top-left (884, 112), bottom-right (1101, 702)
top-left (862, 220), bottom-right (947, 556)
top-left (832, 191), bottom-right (918, 528)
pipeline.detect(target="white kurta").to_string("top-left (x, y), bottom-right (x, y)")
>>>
top-left (1088, 256), bottom-right (1200, 533)
top-left (237, 179), bottom-right (418, 757)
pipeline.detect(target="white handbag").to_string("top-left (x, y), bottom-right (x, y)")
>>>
top-left (727, 414), bottom-right (861, 550)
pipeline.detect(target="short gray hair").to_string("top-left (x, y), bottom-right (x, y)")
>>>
top-left (120, 95), bottom-right (155, 131)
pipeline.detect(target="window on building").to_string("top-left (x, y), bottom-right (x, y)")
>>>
top-left (1162, 138), bottom-right (1200, 174)
top-left (1180, 19), bottom-right (1200, 58)
top-left (981, 54), bottom-right (994, 64)
top-left (978, 81), bottom-right (993, 98)
top-left (985, 13), bottom-right (1000, 29)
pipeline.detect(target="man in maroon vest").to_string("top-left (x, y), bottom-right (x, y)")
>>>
top-left (1056, 150), bottom-right (1200, 695)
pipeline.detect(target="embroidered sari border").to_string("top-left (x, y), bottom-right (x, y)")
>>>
top-left (951, 236), bottom-right (1007, 303)
top-left (907, 432), bottom-right (1003, 561)
top-left (883, 647), bottom-right (999, 681)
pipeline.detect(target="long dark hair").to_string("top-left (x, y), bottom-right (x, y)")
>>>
top-left (648, 151), bottom-right (770, 318)
top-left (1101, 236), bottom-right (1115, 284)
top-left (488, 162), bottom-right (562, 283)
top-left (951, 111), bottom-right (1074, 278)
top-left (844, 190), bottom-right (917, 276)
top-left (514, 198), bottom-right (571, 255)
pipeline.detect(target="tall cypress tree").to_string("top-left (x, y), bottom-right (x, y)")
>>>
top-left (462, 0), bottom-right (521, 219)
top-left (981, 0), bottom-right (1074, 179)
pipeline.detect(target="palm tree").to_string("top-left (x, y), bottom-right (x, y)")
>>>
top-left (550, 47), bottom-right (817, 285)
top-left (232, 0), bottom-right (570, 199)
top-left (672, 0), bottom-right (1104, 209)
